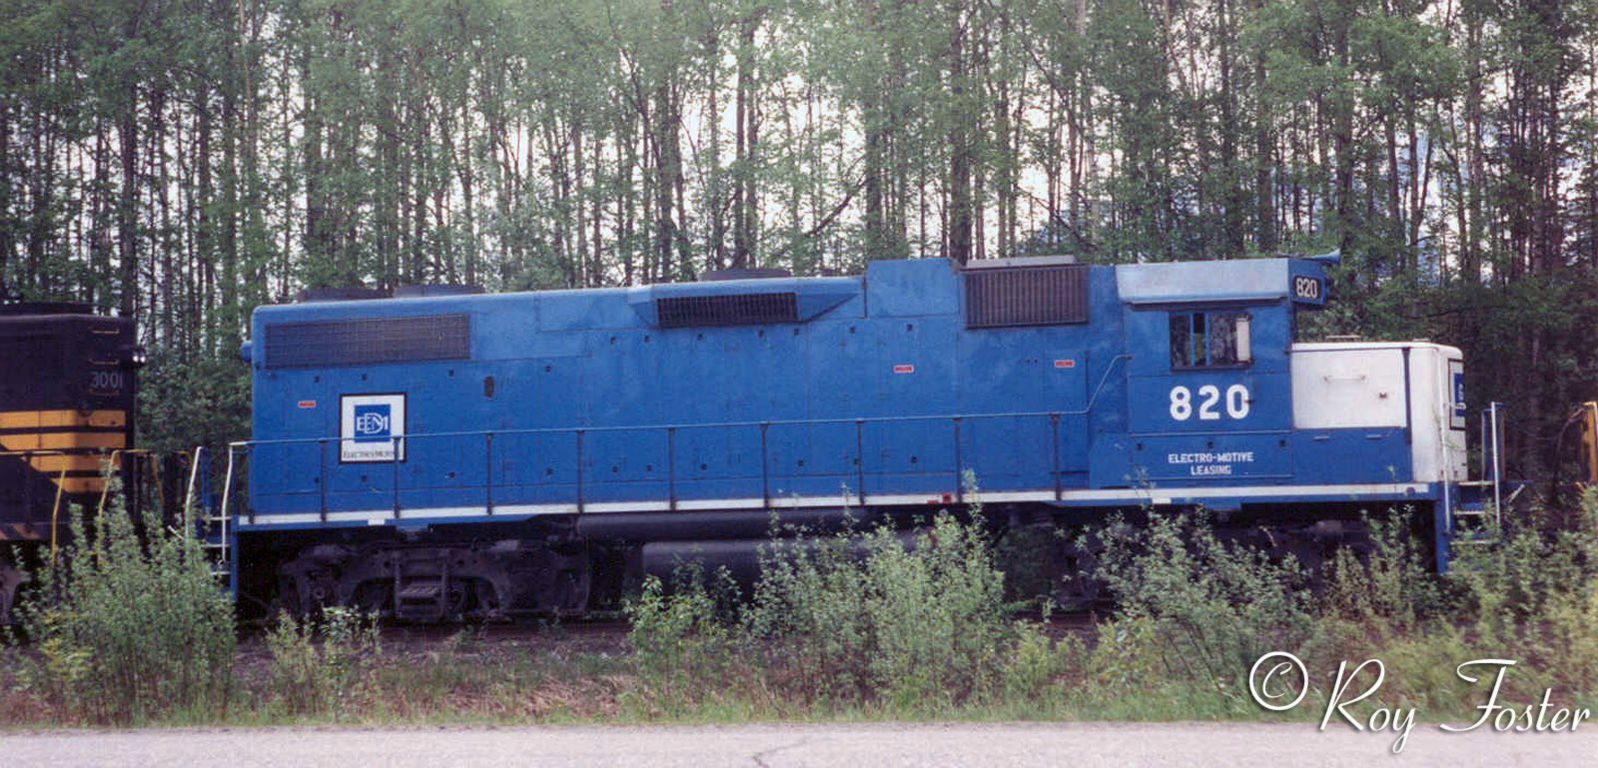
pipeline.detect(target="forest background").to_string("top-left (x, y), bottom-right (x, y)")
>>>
top-left (2, 0), bottom-right (1595, 476)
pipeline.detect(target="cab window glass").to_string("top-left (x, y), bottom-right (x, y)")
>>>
top-left (1170, 311), bottom-right (1251, 368)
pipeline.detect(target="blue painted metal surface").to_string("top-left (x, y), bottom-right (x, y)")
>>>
top-left (237, 256), bottom-right (1463, 532)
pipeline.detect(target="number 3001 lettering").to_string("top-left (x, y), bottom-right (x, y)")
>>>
top-left (89, 370), bottom-right (124, 392)
top-left (1169, 384), bottom-right (1250, 421)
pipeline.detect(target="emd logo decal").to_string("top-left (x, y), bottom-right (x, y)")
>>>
top-left (352, 405), bottom-right (392, 442)
top-left (341, 394), bottom-right (406, 462)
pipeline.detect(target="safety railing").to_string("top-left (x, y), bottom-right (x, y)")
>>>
top-left (0, 448), bottom-right (167, 561)
top-left (1480, 401), bottom-right (1505, 528)
top-left (0, 449), bottom-right (75, 562)
top-left (222, 356), bottom-right (1132, 525)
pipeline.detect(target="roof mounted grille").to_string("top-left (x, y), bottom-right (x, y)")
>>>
top-left (263, 314), bottom-right (470, 368)
top-left (656, 292), bottom-right (799, 328)
top-left (965, 264), bottom-right (1090, 328)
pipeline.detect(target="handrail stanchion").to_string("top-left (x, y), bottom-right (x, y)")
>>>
top-left (953, 417), bottom-right (964, 503)
top-left (575, 430), bottom-right (586, 515)
top-left (485, 432), bottom-right (495, 515)
top-left (184, 445), bottom-right (205, 532)
top-left (1490, 402), bottom-right (1503, 528)
top-left (220, 443), bottom-right (239, 526)
top-left (667, 427), bottom-right (677, 512)
top-left (0, 450), bottom-right (75, 564)
top-left (855, 420), bottom-right (866, 506)
top-left (219, 445), bottom-right (234, 525)
top-left (392, 436), bottom-right (402, 519)
top-left (245, 444), bottom-right (256, 525)
top-left (1050, 413), bottom-right (1062, 501)
top-left (318, 439), bottom-right (328, 522)
top-left (760, 422), bottom-right (771, 509)
top-left (1479, 408), bottom-right (1488, 483)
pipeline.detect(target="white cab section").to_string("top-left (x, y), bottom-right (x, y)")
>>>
top-left (1291, 342), bottom-right (1467, 484)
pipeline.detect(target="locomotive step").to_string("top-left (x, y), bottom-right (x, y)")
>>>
top-left (398, 583), bottom-right (445, 601)
top-left (394, 580), bottom-right (451, 622)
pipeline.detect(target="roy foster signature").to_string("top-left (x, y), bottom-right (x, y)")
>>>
top-left (1248, 652), bottom-right (1591, 753)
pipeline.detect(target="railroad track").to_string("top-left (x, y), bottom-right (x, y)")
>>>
top-left (373, 617), bottom-right (631, 648)
top-left (370, 609), bottom-right (1102, 649)
top-left (232, 609), bottom-right (1104, 661)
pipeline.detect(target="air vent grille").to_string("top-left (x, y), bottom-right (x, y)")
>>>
top-left (965, 265), bottom-right (1090, 328)
top-left (263, 314), bottom-right (470, 368)
top-left (656, 292), bottom-right (799, 328)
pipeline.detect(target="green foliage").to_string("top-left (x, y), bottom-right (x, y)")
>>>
top-left (263, 607), bottom-right (382, 717)
top-left (137, 352), bottom-right (251, 454)
top-left (744, 512), bottom-right (1012, 709)
top-left (10, 493), bottom-right (1598, 726)
top-left (614, 494), bottom-right (1598, 720)
top-left (1090, 511), bottom-right (1313, 696)
top-left (16, 483), bottom-right (235, 725)
top-left (625, 494), bottom-right (1047, 714)
top-left (1321, 510), bottom-right (1446, 632)
top-left (1000, 618), bottom-right (1083, 702)
top-left (625, 571), bottom-right (734, 698)
top-left (994, 523), bottom-right (1067, 608)
top-left (1084, 500), bottom-right (1598, 714)
top-left (1440, 492), bottom-right (1598, 688)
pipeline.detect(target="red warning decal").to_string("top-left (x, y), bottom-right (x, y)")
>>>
top-left (1053, 359), bottom-right (1076, 369)
top-left (297, 400), bottom-right (317, 409)
top-left (893, 364), bottom-right (915, 374)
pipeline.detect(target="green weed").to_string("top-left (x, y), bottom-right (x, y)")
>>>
top-left (14, 480), bottom-right (234, 725)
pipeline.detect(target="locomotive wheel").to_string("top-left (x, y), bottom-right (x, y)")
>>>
top-left (277, 579), bottom-right (306, 619)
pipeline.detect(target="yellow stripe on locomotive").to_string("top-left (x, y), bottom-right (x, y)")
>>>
top-left (0, 409), bottom-right (130, 500)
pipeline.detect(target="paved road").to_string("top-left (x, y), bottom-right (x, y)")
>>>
top-left (3, 722), bottom-right (1594, 767)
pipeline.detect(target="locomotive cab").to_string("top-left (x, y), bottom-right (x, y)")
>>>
top-left (1102, 258), bottom-right (1330, 489)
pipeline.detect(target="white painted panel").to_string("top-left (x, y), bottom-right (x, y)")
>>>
top-left (1291, 347), bottom-right (1407, 428)
top-left (1408, 346), bottom-right (1443, 482)
top-left (1407, 345), bottom-right (1468, 483)
top-left (1290, 341), bottom-right (1468, 483)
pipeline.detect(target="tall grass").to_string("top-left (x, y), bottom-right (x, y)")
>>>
top-left (14, 481), bottom-right (235, 724)
top-left (1081, 494), bottom-right (1598, 718)
top-left (1090, 511), bottom-right (1313, 696)
top-left (262, 607), bottom-right (382, 717)
top-left (625, 491), bottom-right (1598, 722)
top-left (742, 513), bottom-right (1013, 708)
top-left (4, 486), bottom-right (1596, 726)
top-left (627, 491), bottom-right (1078, 716)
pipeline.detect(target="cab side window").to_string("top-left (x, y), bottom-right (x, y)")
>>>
top-left (1170, 311), bottom-right (1251, 369)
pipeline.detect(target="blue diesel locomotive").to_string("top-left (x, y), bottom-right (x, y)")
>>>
top-left (226, 255), bottom-right (1493, 620)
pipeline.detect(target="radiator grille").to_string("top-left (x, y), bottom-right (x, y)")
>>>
top-left (263, 314), bottom-right (471, 368)
top-left (965, 265), bottom-right (1090, 328)
top-left (656, 293), bottom-right (799, 328)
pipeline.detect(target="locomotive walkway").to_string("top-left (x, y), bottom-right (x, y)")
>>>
top-left (2, 721), bottom-right (1590, 766)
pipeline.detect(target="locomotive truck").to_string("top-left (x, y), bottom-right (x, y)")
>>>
top-left (223, 254), bottom-right (1500, 621)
